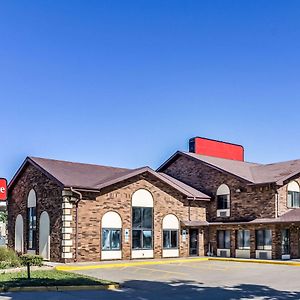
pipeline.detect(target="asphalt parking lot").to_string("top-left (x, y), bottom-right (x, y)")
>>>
top-left (1, 259), bottom-right (300, 299)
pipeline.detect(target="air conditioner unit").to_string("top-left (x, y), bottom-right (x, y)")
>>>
top-left (255, 250), bottom-right (272, 260)
top-left (217, 209), bottom-right (230, 217)
top-left (217, 249), bottom-right (230, 257)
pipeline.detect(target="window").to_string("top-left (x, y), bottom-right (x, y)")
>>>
top-left (101, 211), bottom-right (122, 252)
top-left (217, 230), bottom-right (230, 249)
top-left (217, 184), bottom-right (230, 210)
top-left (281, 229), bottom-right (290, 255)
top-left (102, 229), bottom-right (121, 250)
top-left (256, 229), bottom-right (272, 250)
top-left (287, 181), bottom-right (300, 208)
top-left (163, 230), bottom-right (178, 249)
top-left (132, 207), bottom-right (153, 249)
top-left (236, 230), bottom-right (250, 250)
top-left (27, 189), bottom-right (37, 250)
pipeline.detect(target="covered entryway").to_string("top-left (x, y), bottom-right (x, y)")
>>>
top-left (39, 211), bottom-right (50, 260)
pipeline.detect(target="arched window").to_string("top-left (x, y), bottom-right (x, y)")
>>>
top-left (39, 211), bottom-right (50, 260)
top-left (287, 181), bottom-right (300, 208)
top-left (132, 189), bottom-right (153, 251)
top-left (101, 212), bottom-right (122, 251)
top-left (162, 214), bottom-right (179, 249)
top-left (217, 184), bottom-right (230, 210)
top-left (15, 214), bottom-right (23, 253)
top-left (27, 189), bottom-right (37, 250)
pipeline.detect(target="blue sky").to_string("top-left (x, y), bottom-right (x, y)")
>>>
top-left (1, 1), bottom-right (300, 180)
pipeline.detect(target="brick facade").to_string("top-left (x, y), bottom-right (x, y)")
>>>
top-left (7, 164), bottom-right (63, 261)
top-left (7, 153), bottom-right (300, 262)
top-left (72, 174), bottom-right (207, 262)
top-left (162, 155), bottom-right (277, 221)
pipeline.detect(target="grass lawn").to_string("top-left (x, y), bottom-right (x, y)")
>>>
top-left (0, 269), bottom-right (111, 290)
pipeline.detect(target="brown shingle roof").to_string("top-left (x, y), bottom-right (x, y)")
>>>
top-left (29, 156), bottom-right (131, 190)
top-left (9, 157), bottom-right (210, 200)
top-left (159, 151), bottom-right (300, 185)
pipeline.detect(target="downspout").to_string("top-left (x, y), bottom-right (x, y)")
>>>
top-left (70, 187), bottom-right (82, 262)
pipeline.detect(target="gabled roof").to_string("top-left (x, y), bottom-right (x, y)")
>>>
top-left (8, 156), bottom-right (210, 200)
top-left (157, 151), bottom-right (300, 185)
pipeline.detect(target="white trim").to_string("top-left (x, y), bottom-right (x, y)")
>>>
top-left (288, 181), bottom-right (300, 192)
top-left (162, 214), bottom-right (179, 230)
top-left (132, 189), bottom-right (154, 207)
top-left (62, 240), bottom-right (73, 246)
top-left (131, 250), bottom-right (154, 259)
top-left (39, 211), bottom-right (50, 260)
top-left (62, 252), bottom-right (73, 259)
top-left (101, 250), bottom-right (122, 260)
top-left (162, 249), bottom-right (179, 258)
top-left (15, 214), bottom-right (24, 253)
top-left (217, 184), bottom-right (230, 196)
top-left (27, 189), bottom-right (36, 208)
top-left (102, 212), bottom-right (122, 229)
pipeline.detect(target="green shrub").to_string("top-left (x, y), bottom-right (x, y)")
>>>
top-left (0, 247), bottom-right (20, 269)
top-left (20, 254), bottom-right (43, 267)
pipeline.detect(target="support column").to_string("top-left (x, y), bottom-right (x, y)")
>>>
top-left (61, 190), bottom-right (73, 260)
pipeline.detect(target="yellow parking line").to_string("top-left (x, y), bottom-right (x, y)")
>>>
top-left (132, 266), bottom-right (187, 276)
top-left (56, 257), bottom-right (209, 271)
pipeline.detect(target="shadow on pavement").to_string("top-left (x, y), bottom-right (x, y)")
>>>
top-left (1, 280), bottom-right (300, 299)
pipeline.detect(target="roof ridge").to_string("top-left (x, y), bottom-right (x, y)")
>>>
top-left (29, 156), bottom-right (131, 171)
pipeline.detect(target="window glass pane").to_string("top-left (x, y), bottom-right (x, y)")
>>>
top-left (217, 195), bottom-right (229, 209)
top-left (111, 230), bottom-right (121, 250)
top-left (163, 230), bottom-right (170, 248)
top-left (132, 208), bottom-right (142, 228)
top-left (224, 231), bottom-right (230, 249)
top-left (102, 229), bottom-right (111, 250)
top-left (132, 230), bottom-right (141, 249)
top-left (281, 229), bottom-right (290, 255)
top-left (265, 229), bottom-right (272, 250)
top-left (217, 231), bottom-right (224, 248)
top-left (142, 230), bottom-right (152, 249)
top-left (295, 192), bottom-right (300, 208)
top-left (142, 208), bottom-right (152, 229)
top-left (287, 192), bottom-right (292, 207)
top-left (171, 230), bottom-right (178, 248)
top-left (256, 230), bottom-right (264, 250)
top-left (244, 230), bottom-right (250, 249)
top-left (237, 230), bottom-right (243, 249)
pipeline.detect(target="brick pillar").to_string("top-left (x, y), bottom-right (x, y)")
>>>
top-left (61, 190), bottom-right (73, 261)
top-left (230, 229), bottom-right (236, 258)
top-left (273, 226), bottom-right (281, 260)
top-left (250, 229), bottom-right (256, 259)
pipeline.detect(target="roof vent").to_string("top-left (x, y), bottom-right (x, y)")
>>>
top-left (189, 137), bottom-right (244, 161)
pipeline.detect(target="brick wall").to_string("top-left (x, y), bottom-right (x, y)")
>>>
top-left (8, 164), bottom-right (63, 261)
top-left (162, 155), bottom-right (277, 221)
top-left (277, 178), bottom-right (300, 216)
top-left (72, 173), bottom-right (208, 262)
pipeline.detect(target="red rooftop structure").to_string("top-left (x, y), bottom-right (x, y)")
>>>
top-left (189, 136), bottom-right (244, 161)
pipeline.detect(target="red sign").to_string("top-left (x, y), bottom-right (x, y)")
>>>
top-left (0, 179), bottom-right (7, 201)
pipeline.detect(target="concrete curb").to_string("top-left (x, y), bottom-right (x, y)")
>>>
top-left (56, 256), bottom-right (300, 272)
top-left (0, 283), bottom-right (120, 293)
top-left (55, 257), bottom-right (209, 271)
top-left (208, 257), bottom-right (300, 266)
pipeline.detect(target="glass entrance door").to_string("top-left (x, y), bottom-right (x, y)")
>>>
top-left (189, 229), bottom-right (199, 256)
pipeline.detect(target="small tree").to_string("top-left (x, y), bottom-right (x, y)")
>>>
top-left (0, 211), bottom-right (7, 223)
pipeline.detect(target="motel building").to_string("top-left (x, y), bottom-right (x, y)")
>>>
top-left (7, 137), bottom-right (300, 262)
